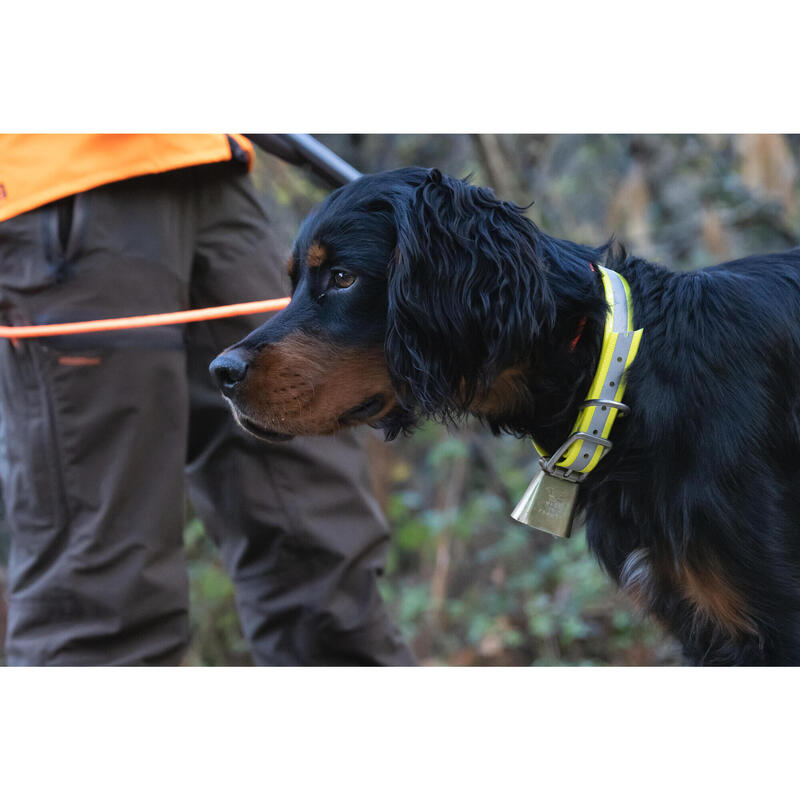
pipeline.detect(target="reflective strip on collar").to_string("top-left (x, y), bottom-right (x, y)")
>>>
top-left (533, 265), bottom-right (644, 475)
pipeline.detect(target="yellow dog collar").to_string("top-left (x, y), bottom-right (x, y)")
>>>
top-left (511, 265), bottom-right (643, 538)
top-left (532, 265), bottom-right (643, 475)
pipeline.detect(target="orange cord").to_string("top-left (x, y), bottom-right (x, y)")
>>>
top-left (0, 297), bottom-right (291, 339)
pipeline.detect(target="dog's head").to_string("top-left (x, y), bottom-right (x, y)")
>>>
top-left (210, 167), bottom-right (594, 441)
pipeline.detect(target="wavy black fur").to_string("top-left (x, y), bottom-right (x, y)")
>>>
top-left (247, 167), bottom-right (800, 664)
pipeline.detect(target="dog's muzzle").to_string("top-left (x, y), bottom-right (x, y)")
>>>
top-left (209, 348), bottom-right (295, 442)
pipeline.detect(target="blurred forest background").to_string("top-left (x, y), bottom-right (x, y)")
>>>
top-left (2, 134), bottom-right (800, 665)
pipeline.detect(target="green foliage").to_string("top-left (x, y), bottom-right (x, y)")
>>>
top-left (183, 515), bottom-right (252, 666)
top-left (377, 422), bottom-right (679, 665)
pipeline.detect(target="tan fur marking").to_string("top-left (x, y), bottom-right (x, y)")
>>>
top-left (470, 367), bottom-right (529, 415)
top-left (286, 253), bottom-right (296, 276)
top-left (678, 562), bottom-right (758, 638)
top-left (621, 548), bottom-right (758, 639)
top-left (306, 242), bottom-right (327, 268)
top-left (238, 332), bottom-right (395, 436)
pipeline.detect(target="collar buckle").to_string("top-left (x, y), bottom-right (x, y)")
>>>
top-left (539, 431), bottom-right (614, 483)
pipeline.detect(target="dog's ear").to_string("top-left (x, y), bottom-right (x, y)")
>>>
top-left (385, 169), bottom-right (556, 422)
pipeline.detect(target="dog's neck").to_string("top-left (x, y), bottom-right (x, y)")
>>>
top-left (487, 254), bottom-right (613, 450)
top-left (511, 250), bottom-right (668, 455)
top-left (530, 318), bottom-right (605, 453)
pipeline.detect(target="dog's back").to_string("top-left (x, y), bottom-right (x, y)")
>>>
top-left (586, 247), bottom-right (800, 665)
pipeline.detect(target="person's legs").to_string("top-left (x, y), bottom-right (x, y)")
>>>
top-left (185, 166), bottom-right (414, 665)
top-left (0, 178), bottom-right (195, 664)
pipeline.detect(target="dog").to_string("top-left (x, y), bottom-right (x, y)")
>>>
top-left (210, 167), bottom-right (800, 665)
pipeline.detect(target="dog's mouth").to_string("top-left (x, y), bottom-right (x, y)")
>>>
top-left (235, 412), bottom-right (295, 442)
top-left (338, 394), bottom-right (386, 425)
top-left (229, 394), bottom-right (388, 441)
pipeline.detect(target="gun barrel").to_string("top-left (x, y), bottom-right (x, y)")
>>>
top-left (245, 133), bottom-right (361, 187)
top-left (283, 134), bottom-right (362, 185)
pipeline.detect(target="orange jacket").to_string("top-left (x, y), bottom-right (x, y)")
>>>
top-left (0, 134), bottom-right (255, 223)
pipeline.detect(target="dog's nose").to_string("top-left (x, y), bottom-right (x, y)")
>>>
top-left (210, 351), bottom-right (249, 396)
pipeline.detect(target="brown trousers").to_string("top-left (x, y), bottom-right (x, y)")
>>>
top-left (0, 162), bottom-right (413, 665)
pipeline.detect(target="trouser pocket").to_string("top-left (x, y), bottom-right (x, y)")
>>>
top-left (0, 195), bottom-right (86, 291)
top-left (0, 338), bottom-right (67, 544)
top-left (0, 200), bottom-right (80, 543)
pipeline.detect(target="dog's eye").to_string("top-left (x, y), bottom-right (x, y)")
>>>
top-left (330, 270), bottom-right (356, 290)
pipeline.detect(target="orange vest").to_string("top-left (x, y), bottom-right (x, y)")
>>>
top-left (0, 134), bottom-right (255, 223)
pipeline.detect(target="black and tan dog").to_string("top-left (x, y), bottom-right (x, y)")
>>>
top-left (210, 167), bottom-right (800, 665)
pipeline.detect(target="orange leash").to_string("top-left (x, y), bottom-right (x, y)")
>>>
top-left (0, 297), bottom-right (291, 339)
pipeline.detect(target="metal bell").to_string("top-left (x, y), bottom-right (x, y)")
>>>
top-left (510, 470), bottom-right (580, 538)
